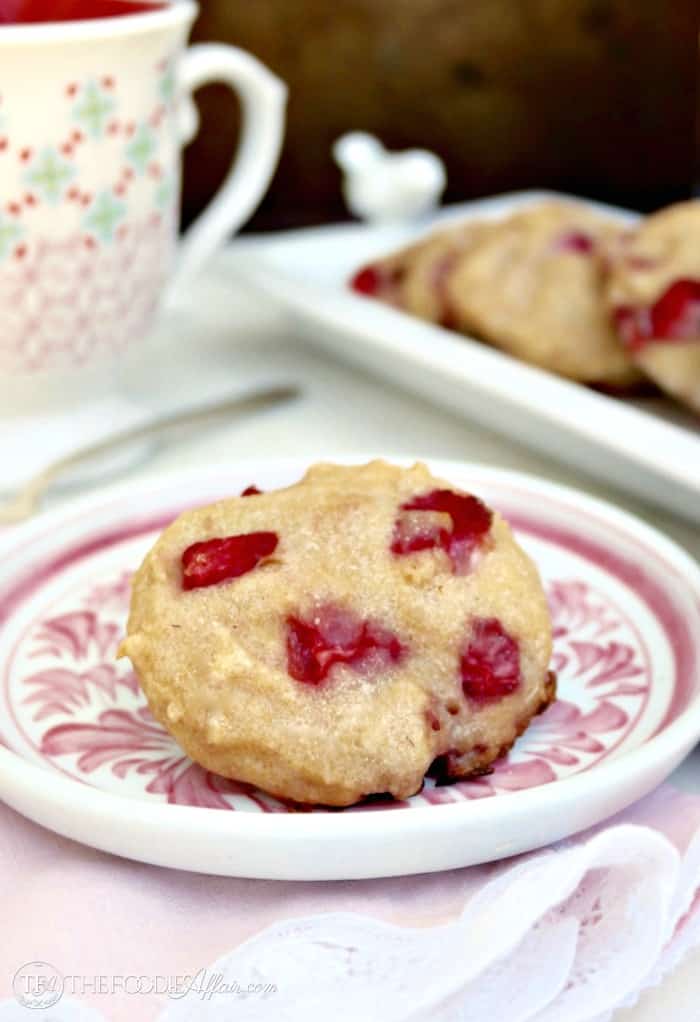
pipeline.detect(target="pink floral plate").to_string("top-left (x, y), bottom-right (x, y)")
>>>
top-left (0, 457), bottom-right (699, 880)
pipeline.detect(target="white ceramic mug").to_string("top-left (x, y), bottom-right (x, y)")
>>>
top-left (0, 0), bottom-right (285, 407)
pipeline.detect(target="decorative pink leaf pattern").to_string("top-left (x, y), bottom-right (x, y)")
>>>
top-left (41, 707), bottom-right (169, 771)
top-left (40, 706), bottom-right (263, 811)
top-left (568, 640), bottom-right (643, 687)
top-left (145, 760), bottom-right (264, 810)
top-left (22, 664), bottom-right (139, 721)
top-left (548, 580), bottom-right (620, 639)
top-left (455, 758), bottom-right (558, 799)
top-left (84, 571), bottom-right (133, 612)
top-left (516, 698), bottom-right (628, 766)
top-left (31, 610), bottom-right (121, 661)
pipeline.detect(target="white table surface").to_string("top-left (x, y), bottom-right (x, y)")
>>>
top-left (14, 258), bottom-right (700, 1019)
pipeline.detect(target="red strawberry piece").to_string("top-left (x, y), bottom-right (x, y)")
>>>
top-left (350, 265), bottom-right (381, 295)
top-left (554, 230), bottom-right (594, 255)
top-left (650, 278), bottom-right (700, 340)
top-left (613, 278), bottom-right (700, 351)
top-left (391, 489), bottom-right (492, 573)
top-left (460, 617), bottom-right (521, 702)
top-left (241, 485), bottom-right (262, 496)
top-left (350, 263), bottom-right (405, 300)
top-left (182, 531), bottom-right (278, 590)
top-left (286, 604), bottom-right (404, 685)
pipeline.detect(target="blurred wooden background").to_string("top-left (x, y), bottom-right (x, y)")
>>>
top-left (182, 0), bottom-right (699, 231)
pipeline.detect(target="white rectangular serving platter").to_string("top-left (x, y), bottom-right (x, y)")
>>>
top-left (221, 191), bottom-right (700, 523)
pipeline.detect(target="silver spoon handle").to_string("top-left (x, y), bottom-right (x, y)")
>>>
top-left (3, 384), bottom-right (300, 524)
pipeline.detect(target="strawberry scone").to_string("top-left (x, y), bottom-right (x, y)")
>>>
top-left (606, 201), bottom-right (700, 414)
top-left (444, 202), bottom-right (640, 386)
top-left (119, 461), bottom-right (554, 806)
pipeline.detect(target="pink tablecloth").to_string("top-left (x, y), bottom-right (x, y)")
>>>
top-left (2, 785), bottom-right (700, 1021)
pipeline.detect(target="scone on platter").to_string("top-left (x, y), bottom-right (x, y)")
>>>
top-left (445, 202), bottom-right (640, 387)
top-left (352, 201), bottom-right (640, 388)
top-left (606, 201), bottom-right (700, 415)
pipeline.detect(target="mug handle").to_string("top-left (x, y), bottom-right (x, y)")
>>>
top-left (169, 43), bottom-right (286, 291)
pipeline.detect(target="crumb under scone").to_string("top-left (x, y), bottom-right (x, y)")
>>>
top-left (119, 461), bottom-right (554, 806)
top-left (606, 201), bottom-right (700, 415)
top-left (445, 202), bottom-right (641, 387)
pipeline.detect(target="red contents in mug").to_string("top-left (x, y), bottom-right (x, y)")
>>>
top-left (0, 0), bottom-right (165, 24)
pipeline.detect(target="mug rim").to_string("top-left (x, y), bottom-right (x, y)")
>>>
top-left (0, 0), bottom-right (197, 44)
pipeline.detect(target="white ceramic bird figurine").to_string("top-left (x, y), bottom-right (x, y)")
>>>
top-left (333, 131), bottom-right (446, 223)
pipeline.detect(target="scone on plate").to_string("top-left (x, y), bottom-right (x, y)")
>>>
top-left (119, 461), bottom-right (554, 807)
top-left (606, 201), bottom-right (700, 415)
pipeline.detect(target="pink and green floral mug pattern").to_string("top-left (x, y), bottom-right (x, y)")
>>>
top-left (0, 2), bottom-right (285, 374)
